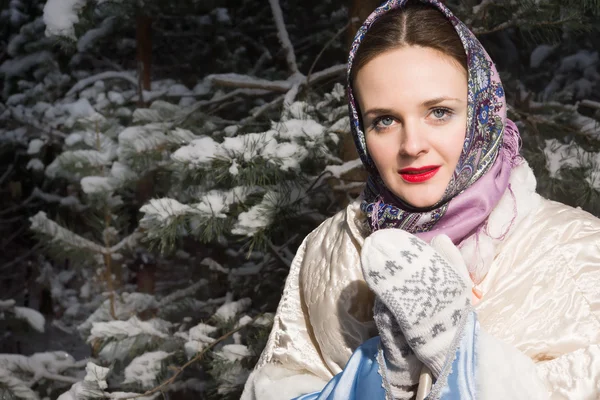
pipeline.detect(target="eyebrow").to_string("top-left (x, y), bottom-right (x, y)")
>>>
top-left (421, 96), bottom-right (463, 107)
top-left (363, 97), bottom-right (463, 117)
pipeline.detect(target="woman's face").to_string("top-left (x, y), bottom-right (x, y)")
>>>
top-left (354, 46), bottom-right (468, 208)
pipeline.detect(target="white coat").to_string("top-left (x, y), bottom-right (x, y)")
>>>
top-left (241, 161), bottom-right (600, 399)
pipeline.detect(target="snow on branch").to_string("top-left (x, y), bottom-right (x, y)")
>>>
top-left (30, 211), bottom-right (106, 254)
top-left (208, 73), bottom-right (292, 92)
top-left (0, 352), bottom-right (81, 388)
top-left (0, 369), bottom-right (39, 400)
top-left (158, 280), bottom-right (208, 307)
top-left (43, 0), bottom-right (87, 39)
top-left (57, 362), bottom-right (110, 400)
top-left (123, 351), bottom-right (172, 389)
top-left (268, 0), bottom-right (298, 74)
top-left (209, 64), bottom-right (346, 95)
top-left (110, 230), bottom-right (143, 254)
top-left (0, 299), bottom-right (45, 332)
top-left (66, 71), bottom-right (138, 97)
top-left (309, 64), bottom-right (347, 83)
top-left (324, 159), bottom-right (363, 179)
top-left (88, 316), bottom-right (171, 343)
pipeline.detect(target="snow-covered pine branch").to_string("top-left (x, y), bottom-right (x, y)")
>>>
top-left (268, 0), bottom-right (298, 75)
top-left (0, 299), bottom-right (45, 333)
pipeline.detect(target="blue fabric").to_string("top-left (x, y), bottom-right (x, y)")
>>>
top-left (292, 336), bottom-right (386, 400)
top-left (292, 312), bottom-right (480, 400)
top-left (428, 311), bottom-right (479, 400)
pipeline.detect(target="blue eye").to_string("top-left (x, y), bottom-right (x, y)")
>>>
top-left (379, 117), bottom-right (394, 126)
top-left (432, 108), bottom-right (448, 118)
top-left (371, 116), bottom-right (396, 132)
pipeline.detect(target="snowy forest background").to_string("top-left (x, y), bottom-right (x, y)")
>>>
top-left (1, 0), bottom-right (600, 398)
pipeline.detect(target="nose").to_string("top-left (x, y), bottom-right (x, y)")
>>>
top-left (399, 120), bottom-right (429, 157)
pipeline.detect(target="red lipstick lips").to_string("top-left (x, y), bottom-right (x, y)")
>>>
top-left (399, 165), bottom-right (441, 183)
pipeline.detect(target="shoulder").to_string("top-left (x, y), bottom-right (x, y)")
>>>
top-left (299, 199), bottom-right (376, 356)
top-left (301, 199), bottom-right (368, 261)
top-left (523, 196), bottom-right (600, 246)
top-left (493, 195), bottom-right (600, 321)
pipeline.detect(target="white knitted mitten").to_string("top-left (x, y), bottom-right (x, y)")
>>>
top-left (361, 229), bottom-right (471, 377)
top-left (373, 298), bottom-right (422, 399)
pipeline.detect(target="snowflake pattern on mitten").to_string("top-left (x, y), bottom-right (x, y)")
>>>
top-left (362, 229), bottom-right (472, 377)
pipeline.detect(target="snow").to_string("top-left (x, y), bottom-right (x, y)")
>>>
top-left (236, 315), bottom-right (253, 328)
top-left (110, 162), bottom-right (136, 182)
top-left (118, 124), bottom-right (169, 156)
top-left (30, 211), bottom-right (106, 255)
top-left (108, 392), bottom-right (158, 400)
top-left (530, 44), bottom-right (556, 68)
top-left (123, 351), bottom-right (171, 389)
top-left (43, 0), bottom-right (86, 39)
top-left (543, 139), bottom-right (600, 190)
top-left (57, 362), bottom-right (109, 400)
top-left (574, 113), bottom-right (600, 138)
top-left (108, 91), bottom-right (125, 105)
top-left (252, 313), bottom-right (274, 327)
top-left (26, 158), bottom-right (46, 171)
top-left (174, 129), bottom-right (310, 171)
top-left (170, 127), bottom-right (198, 144)
top-left (64, 132), bottom-right (83, 146)
top-left (183, 321), bottom-right (219, 358)
top-left (77, 16), bottom-right (116, 52)
top-left (276, 119), bottom-right (325, 141)
top-left (194, 190), bottom-right (232, 217)
top-left (61, 98), bottom-right (95, 118)
top-left (167, 83), bottom-right (191, 96)
top-left (193, 81), bottom-right (211, 96)
top-left (201, 257), bottom-right (230, 274)
top-left (27, 139), bottom-right (45, 156)
top-left (14, 307), bottom-right (45, 332)
top-left (324, 159), bottom-right (362, 178)
top-left (329, 116), bottom-right (350, 133)
top-left (0, 369), bottom-right (39, 400)
top-left (228, 159), bottom-right (239, 175)
top-left (172, 136), bottom-right (218, 165)
top-left (224, 125), bottom-right (239, 137)
top-left (558, 50), bottom-right (598, 72)
top-left (78, 293), bottom-right (158, 337)
top-left (268, 0), bottom-right (298, 73)
top-left (232, 198), bottom-right (272, 237)
top-left (214, 298), bottom-right (251, 321)
top-left (189, 322), bottom-right (218, 339)
top-left (140, 198), bottom-right (198, 222)
top-left (216, 344), bottom-right (250, 362)
top-left (0, 299), bottom-right (16, 309)
top-left (66, 71), bottom-right (138, 97)
top-left (213, 8), bottom-right (231, 23)
top-left (81, 176), bottom-right (115, 194)
top-left (7, 93), bottom-right (26, 105)
top-left (0, 50), bottom-right (54, 77)
top-left (88, 316), bottom-right (171, 342)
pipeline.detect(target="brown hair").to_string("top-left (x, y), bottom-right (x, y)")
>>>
top-left (350, 2), bottom-right (467, 82)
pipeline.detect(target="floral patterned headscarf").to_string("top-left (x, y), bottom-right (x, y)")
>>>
top-left (348, 0), bottom-right (522, 244)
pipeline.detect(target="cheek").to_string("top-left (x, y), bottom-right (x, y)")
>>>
top-left (442, 121), bottom-right (467, 164)
top-left (366, 134), bottom-right (396, 169)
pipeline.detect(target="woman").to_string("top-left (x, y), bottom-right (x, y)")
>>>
top-left (241, 1), bottom-right (600, 399)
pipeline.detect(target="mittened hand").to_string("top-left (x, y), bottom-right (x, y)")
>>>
top-left (361, 229), bottom-right (472, 377)
top-left (373, 298), bottom-right (422, 399)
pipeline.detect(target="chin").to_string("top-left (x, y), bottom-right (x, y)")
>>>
top-left (386, 177), bottom-right (447, 209)
top-left (403, 198), bottom-right (439, 209)
top-left (389, 185), bottom-right (445, 209)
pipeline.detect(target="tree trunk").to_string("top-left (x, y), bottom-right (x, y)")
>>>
top-left (347, 0), bottom-right (382, 47)
top-left (136, 15), bottom-right (152, 105)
